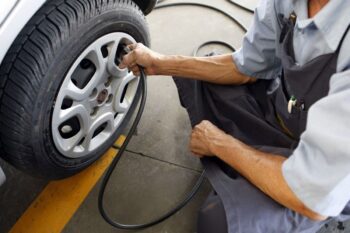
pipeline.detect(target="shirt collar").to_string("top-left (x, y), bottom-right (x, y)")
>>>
top-left (292, 0), bottom-right (350, 51)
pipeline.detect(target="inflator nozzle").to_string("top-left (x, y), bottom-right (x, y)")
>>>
top-left (115, 39), bottom-right (133, 67)
top-left (109, 38), bottom-right (133, 75)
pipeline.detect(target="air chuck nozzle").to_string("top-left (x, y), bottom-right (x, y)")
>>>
top-left (116, 44), bottom-right (132, 66)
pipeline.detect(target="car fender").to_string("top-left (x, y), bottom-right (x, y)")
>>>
top-left (0, 0), bottom-right (46, 65)
top-left (133, 0), bottom-right (157, 15)
top-left (0, 0), bottom-right (156, 65)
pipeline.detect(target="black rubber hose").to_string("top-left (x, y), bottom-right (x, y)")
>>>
top-left (98, 68), bottom-right (206, 230)
top-left (155, 1), bottom-right (252, 55)
top-left (193, 40), bottom-right (236, 56)
top-left (155, 2), bottom-right (248, 32)
top-left (227, 0), bottom-right (255, 13)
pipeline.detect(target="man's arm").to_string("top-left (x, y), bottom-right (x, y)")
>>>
top-left (120, 43), bottom-right (256, 85)
top-left (154, 54), bottom-right (256, 85)
top-left (190, 120), bottom-right (328, 221)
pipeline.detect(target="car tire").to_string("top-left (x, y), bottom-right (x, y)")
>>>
top-left (0, 0), bottom-right (150, 179)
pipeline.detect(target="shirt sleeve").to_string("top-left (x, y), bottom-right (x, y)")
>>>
top-left (282, 69), bottom-right (350, 217)
top-left (232, 0), bottom-right (282, 80)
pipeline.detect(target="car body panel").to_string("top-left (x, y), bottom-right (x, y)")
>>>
top-left (0, 0), bottom-right (19, 26)
top-left (0, 0), bottom-right (47, 186)
top-left (0, 0), bottom-right (155, 65)
top-left (0, 0), bottom-right (46, 65)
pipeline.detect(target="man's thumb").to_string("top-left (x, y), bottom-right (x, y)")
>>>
top-left (119, 53), bottom-right (131, 69)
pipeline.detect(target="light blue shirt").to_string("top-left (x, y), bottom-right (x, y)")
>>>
top-left (232, 0), bottom-right (350, 217)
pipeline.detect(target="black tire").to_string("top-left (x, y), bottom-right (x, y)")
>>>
top-left (0, 0), bottom-right (150, 179)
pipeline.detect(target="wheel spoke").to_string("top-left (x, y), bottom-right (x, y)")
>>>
top-left (83, 113), bottom-right (115, 151)
top-left (121, 72), bottom-right (137, 86)
top-left (63, 131), bottom-right (85, 153)
top-left (90, 112), bottom-right (115, 134)
top-left (64, 70), bottom-right (104, 102)
top-left (87, 45), bottom-right (107, 71)
top-left (113, 72), bottom-right (137, 113)
top-left (54, 105), bottom-right (91, 154)
top-left (64, 80), bottom-right (86, 101)
top-left (57, 105), bottom-right (90, 132)
top-left (81, 131), bottom-right (93, 152)
top-left (79, 47), bottom-right (108, 97)
top-left (115, 101), bottom-right (129, 113)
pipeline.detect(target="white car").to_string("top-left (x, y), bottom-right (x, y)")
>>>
top-left (0, 0), bottom-right (156, 184)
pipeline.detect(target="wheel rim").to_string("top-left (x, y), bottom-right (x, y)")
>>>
top-left (52, 33), bottom-right (139, 158)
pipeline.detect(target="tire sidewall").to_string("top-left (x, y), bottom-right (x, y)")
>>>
top-left (31, 8), bottom-right (149, 178)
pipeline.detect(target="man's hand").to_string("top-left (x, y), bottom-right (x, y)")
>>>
top-left (190, 120), bottom-right (228, 157)
top-left (192, 121), bottom-right (327, 221)
top-left (119, 43), bottom-right (163, 76)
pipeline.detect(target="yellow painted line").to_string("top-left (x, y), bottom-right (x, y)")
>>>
top-left (9, 135), bottom-right (126, 233)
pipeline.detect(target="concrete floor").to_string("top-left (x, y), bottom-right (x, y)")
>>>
top-left (0, 0), bottom-right (349, 232)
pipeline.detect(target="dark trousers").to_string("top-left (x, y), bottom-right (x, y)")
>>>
top-left (172, 77), bottom-right (340, 233)
top-left (197, 191), bottom-right (228, 233)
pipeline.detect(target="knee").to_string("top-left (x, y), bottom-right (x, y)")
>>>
top-left (197, 193), bottom-right (228, 233)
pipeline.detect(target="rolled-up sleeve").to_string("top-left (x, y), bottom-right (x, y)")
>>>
top-left (282, 69), bottom-right (350, 217)
top-left (233, 0), bottom-right (282, 80)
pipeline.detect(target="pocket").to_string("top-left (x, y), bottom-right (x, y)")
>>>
top-left (272, 85), bottom-right (301, 138)
top-left (298, 110), bottom-right (308, 136)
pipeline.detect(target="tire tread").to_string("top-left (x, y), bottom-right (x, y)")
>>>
top-left (0, 0), bottom-right (148, 176)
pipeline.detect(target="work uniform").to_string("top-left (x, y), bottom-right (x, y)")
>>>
top-left (174, 0), bottom-right (350, 232)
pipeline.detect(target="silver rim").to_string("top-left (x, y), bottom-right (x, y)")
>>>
top-left (52, 33), bottom-right (139, 158)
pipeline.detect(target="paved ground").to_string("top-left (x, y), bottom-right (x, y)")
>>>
top-left (0, 0), bottom-right (349, 232)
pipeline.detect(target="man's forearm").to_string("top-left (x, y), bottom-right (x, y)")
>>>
top-left (154, 54), bottom-right (256, 85)
top-left (209, 133), bottom-right (326, 221)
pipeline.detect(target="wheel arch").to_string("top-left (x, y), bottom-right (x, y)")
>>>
top-left (0, 0), bottom-right (46, 65)
top-left (132, 0), bottom-right (157, 15)
top-left (0, 0), bottom-right (155, 65)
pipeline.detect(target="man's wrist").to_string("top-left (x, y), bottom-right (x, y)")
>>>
top-left (208, 133), bottom-right (233, 157)
top-left (152, 54), bottom-right (168, 75)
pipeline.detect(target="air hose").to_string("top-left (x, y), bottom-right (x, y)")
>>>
top-left (228, 0), bottom-right (255, 13)
top-left (155, 0), bottom-right (252, 55)
top-left (98, 0), bottom-right (252, 230)
top-left (98, 67), bottom-right (206, 229)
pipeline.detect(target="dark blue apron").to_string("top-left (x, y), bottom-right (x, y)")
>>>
top-left (173, 13), bottom-right (350, 233)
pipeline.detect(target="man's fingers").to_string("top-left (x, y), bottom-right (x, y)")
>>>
top-left (119, 63), bottom-right (127, 69)
top-left (190, 141), bottom-right (204, 157)
top-left (127, 43), bottom-right (138, 51)
top-left (120, 43), bottom-right (138, 68)
top-left (130, 65), bottom-right (140, 76)
top-left (131, 67), bottom-right (141, 76)
top-left (190, 138), bottom-right (201, 152)
top-left (120, 50), bottom-right (137, 69)
top-left (130, 64), bottom-right (139, 72)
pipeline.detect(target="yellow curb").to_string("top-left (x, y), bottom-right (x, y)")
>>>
top-left (9, 135), bottom-right (126, 233)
